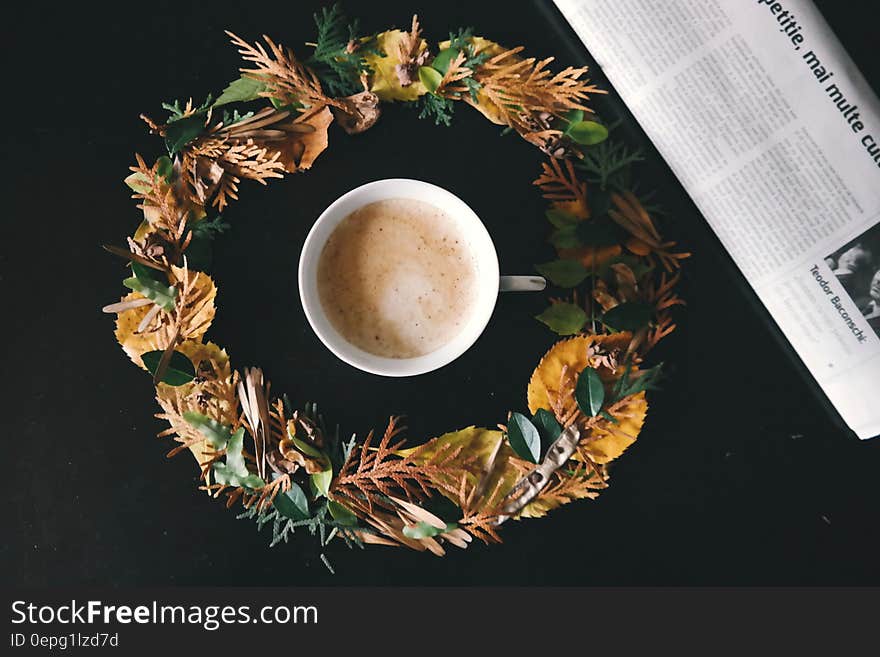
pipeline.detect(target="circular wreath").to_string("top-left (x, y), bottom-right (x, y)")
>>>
top-left (103, 7), bottom-right (689, 569)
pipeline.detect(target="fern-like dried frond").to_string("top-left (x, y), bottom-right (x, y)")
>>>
top-left (155, 352), bottom-right (239, 480)
top-left (180, 105), bottom-right (333, 210)
top-left (127, 153), bottom-right (192, 249)
top-left (226, 31), bottom-right (340, 110)
top-left (643, 271), bottom-right (685, 352)
top-left (534, 157), bottom-right (587, 205)
top-left (522, 461), bottom-right (608, 518)
top-left (473, 47), bottom-right (604, 150)
top-left (435, 50), bottom-right (473, 98)
top-left (457, 474), bottom-right (508, 544)
top-left (331, 417), bottom-right (460, 512)
top-left (397, 14), bottom-right (424, 64)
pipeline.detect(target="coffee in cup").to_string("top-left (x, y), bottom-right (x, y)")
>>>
top-left (316, 198), bottom-right (479, 359)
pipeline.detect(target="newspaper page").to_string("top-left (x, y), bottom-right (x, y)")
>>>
top-left (555, 0), bottom-right (880, 439)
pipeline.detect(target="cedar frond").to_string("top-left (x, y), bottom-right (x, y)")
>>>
top-left (530, 462), bottom-right (608, 511)
top-left (128, 153), bottom-right (191, 246)
top-left (397, 15), bottom-right (423, 64)
top-left (457, 475), bottom-right (507, 544)
top-left (181, 106), bottom-right (332, 210)
top-left (533, 157), bottom-right (587, 205)
top-left (643, 271), bottom-right (685, 352)
top-left (168, 262), bottom-right (216, 340)
top-left (435, 50), bottom-right (473, 97)
top-left (226, 31), bottom-right (340, 110)
top-left (331, 416), bottom-right (461, 512)
top-left (473, 47), bottom-right (604, 148)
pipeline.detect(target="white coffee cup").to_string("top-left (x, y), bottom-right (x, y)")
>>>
top-left (298, 179), bottom-right (545, 377)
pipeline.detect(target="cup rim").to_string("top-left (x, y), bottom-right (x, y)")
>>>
top-left (298, 178), bottom-right (500, 377)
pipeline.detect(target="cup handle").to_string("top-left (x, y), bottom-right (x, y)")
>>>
top-left (500, 275), bottom-right (546, 292)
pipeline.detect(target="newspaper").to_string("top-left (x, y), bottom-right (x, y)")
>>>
top-left (555, 0), bottom-right (880, 439)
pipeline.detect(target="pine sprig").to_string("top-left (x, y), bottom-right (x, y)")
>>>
top-left (574, 123), bottom-right (644, 190)
top-left (190, 215), bottom-right (230, 240)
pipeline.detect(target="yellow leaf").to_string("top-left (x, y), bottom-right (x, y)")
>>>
top-left (402, 426), bottom-right (524, 512)
top-left (577, 391), bottom-right (648, 464)
top-left (113, 292), bottom-right (173, 369)
top-left (527, 334), bottom-right (631, 414)
top-left (169, 266), bottom-right (217, 340)
top-left (365, 30), bottom-right (428, 101)
top-left (154, 340), bottom-right (238, 471)
top-left (452, 37), bottom-right (512, 125)
top-left (133, 219), bottom-right (153, 241)
top-left (155, 340), bottom-right (232, 410)
top-left (174, 340), bottom-right (230, 378)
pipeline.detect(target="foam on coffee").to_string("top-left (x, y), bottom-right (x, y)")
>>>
top-left (316, 198), bottom-right (480, 359)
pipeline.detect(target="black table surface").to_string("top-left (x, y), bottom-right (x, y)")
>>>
top-left (3, 0), bottom-right (879, 586)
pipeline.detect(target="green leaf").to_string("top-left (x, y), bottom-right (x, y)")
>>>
top-left (536, 259), bottom-right (590, 288)
top-left (567, 120), bottom-right (609, 146)
top-left (533, 408), bottom-right (563, 450)
top-left (226, 427), bottom-right (248, 474)
top-left (286, 423), bottom-right (331, 470)
top-left (535, 303), bottom-right (587, 335)
top-left (269, 96), bottom-right (304, 113)
top-left (289, 436), bottom-right (324, 460)
top-left (164, 114), bottom-right (206, 155)
top-left (214, 76), bottom-right (266, 106)
top-left (310, 468), bottom-right (333, 498)
top-left (327, 500), bottom-right (358, 526)
top-left (602, 301), bottom-right (654, 332)
top-left (141, 350), bottom-right (195, 386)
top-left (213, 427), bottom-right (264, 489)
top-left (507, 412), bottom-right (541, 463)
top-left (563, 109), bottom-right (585, 125)
top-left (546, 208), bottom-right (580, 228)
top-left (575, 218), bottom-right (620, 246)
top-left (123, 276), bottom-right (177, 311)
top-left (431, 47), bottom-right (460, 74)
top-left (575, 368), bottom-right (605, 417)
top-left (273, 481), bottom-right (311, 521)
top-left (155, 155), bottom-right (173, 181)
top-left (130, 261), bottom-right (164, 284)
top-left (183, 411), bottom-right (233, 449)
top-left (418, 66), bottom-right (443, 93)
top-left (403, 521), bottom-right (457, 540)
top-left (213, 464), bottom-right (263, 489)
top-left (124, 171), bottom-right (152, 193)
top-left (549, 224), bottom-right (582, 249)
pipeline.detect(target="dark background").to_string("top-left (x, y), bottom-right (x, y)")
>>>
top-left (2, 0), bottom-right (878, 586)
